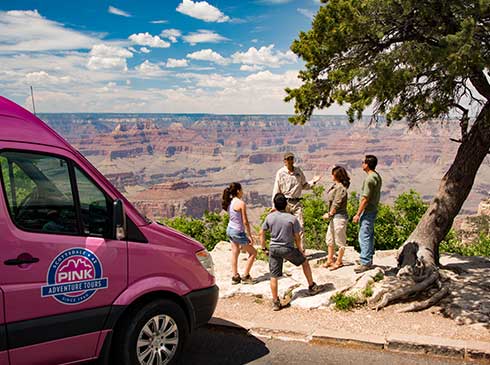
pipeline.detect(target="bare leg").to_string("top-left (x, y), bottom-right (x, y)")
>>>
top-left (336, 247), bottom-right (345, 265)
top-left (323, 245), bottom-right (335, 267)
top-left (330, 247), bottom-right (345, 270)
top-left (242, 244), bottom-right (257, 277)
top-left (301, 261), bottom-right (314, 286)
top-left (270, 277), bottom-right (279, 301)
top-left (231, 242), bottom-right (240, 276)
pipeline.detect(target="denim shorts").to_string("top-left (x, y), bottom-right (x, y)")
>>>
top-left (269, 245), bottom-right (306, 278)
top-left (226, 226), bottom-right (250, 245)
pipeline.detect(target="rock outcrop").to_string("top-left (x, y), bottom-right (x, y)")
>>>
top-left (453, 198), bottom-right (490, 245)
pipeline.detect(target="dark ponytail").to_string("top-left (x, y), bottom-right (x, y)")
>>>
top-left (222, 182), bottom-right (242, 210)
top-left (332, 166), bottom-right (350, 189)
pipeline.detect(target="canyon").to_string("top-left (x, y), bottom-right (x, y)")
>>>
top-left (41, 113), bottom-right (490, 223)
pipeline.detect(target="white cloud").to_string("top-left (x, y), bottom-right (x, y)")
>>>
top-left (87, 44), bottom-right (133, 71)
top-left (251, 39), bottom-right (259, 44)
top-left (187, 49), bottom-right (228, 65)
top-left (297, 8), bottom-right (315, 19)
top-left (98, 81), bottom-right (118, 93)
top-left (129, 32), bottom-right (170, 48)
top-left (232, 45), bottom-right (297, 67)
top-left (140, 47), bottom-right (150, 53)
top-left (3, 64), bottom-right (327, 114)
top-left (135, 60), bottom-right (169, 77)
top-left (150, 19), bottom-right (167, 24)
top-left (0, 10), bottom-right (97, 51)
top-left (24, 71), bottom-right (72, 85)
top-left (166, 58), bottom-right (188, 68)
top-left (160, 29), bottom-right (182, 43)
top-left (176, 0), bottom-right (230, 22)
top-left (240, 64), bottom-right (264, 72)
top-left (108, 6), bottom-right (131, 17)
top-left (183, 30), bottom-right (228, 45)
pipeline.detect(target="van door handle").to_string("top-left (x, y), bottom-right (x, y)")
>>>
top-left (4, 257), bottom-right (40, 266)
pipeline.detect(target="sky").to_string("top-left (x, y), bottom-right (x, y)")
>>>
top-left (0, 0), bottom-right (336, 114)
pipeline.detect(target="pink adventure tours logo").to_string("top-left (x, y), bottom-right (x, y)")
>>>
top-left (41, 248), bottom-right (108, 305)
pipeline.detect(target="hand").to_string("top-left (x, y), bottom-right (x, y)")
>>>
top-left (248, 237), bottom-right (255, 245)
top-left (312, 175), bottom-right (322, 184)
top-left (353, 214), bottom-right (360, 224)
top-left (322, 213), bottom-right (329, 220)
top-left (261, 246), bottom-right (269, 255)
top-left (299, 245), bottom-right (305, 255)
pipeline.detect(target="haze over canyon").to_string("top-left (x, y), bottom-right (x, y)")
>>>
top-left (41, 114), bottom-right (490, 223)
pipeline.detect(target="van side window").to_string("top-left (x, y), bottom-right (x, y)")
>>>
top-left (0, 151), bottom-right (78, 234)
top-left (75, 167), bottom-right (112, 237)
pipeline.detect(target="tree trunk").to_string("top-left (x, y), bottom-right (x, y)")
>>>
top-left (398, 102), bottom-right (490, 269)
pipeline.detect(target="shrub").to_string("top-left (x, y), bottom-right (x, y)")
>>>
top-left (440, 232), bottom-right (490, 257)
top-left (163, 211), bottom-right (228, 251)
top-left (331, 292), bottom-right (358, 311)
top-left (301, 185), bottom-right (328, 249)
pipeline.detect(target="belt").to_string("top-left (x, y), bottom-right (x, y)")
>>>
top-left (286, 197), bottom-right (302, 203)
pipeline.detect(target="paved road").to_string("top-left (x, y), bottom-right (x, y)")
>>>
top-left (179, 325), bottom-right (470, 365)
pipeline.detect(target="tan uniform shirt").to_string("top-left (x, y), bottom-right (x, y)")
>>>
top-left (272, 166), bottom-right (314, 204)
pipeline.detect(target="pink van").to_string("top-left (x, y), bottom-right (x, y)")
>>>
top-left (0, 96), bottom-right (218, 365)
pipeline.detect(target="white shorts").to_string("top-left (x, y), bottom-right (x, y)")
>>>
top-left (325, 215), bottom-right (348, 247)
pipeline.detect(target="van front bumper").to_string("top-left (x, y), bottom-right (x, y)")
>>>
top-left (184, 285), bottom-right (219, 330)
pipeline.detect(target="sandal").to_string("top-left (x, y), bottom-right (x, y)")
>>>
top-left (329, 262), bottom-right (343, 271)
top-left (322, 259), bottom-right (335, 268)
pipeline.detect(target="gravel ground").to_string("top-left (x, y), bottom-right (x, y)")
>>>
top-left (214, 294), bottom-right (490, 343)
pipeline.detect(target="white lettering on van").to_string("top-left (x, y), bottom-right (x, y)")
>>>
top-left (57, 269), bottom-right (93, 282)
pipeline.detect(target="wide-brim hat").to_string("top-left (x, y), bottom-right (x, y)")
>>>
top-left (283, 152), bottom-right (294, 160)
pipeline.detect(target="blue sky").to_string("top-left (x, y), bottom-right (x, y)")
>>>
top-left (0, 0), bottom-right (330, 113)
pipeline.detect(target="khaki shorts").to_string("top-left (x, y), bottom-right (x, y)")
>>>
top-left (325, 215), bottom-right (348, 247)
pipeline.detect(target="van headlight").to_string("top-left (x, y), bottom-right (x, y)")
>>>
top-left (195, 249), bottom-right (214, 277)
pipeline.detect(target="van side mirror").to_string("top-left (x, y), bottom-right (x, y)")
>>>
top-left (112, 199), bottom-right (126, 240)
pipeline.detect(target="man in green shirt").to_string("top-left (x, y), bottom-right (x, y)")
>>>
top-left (353, 155), bottom-right (382, 273)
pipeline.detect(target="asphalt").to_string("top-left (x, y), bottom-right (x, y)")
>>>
top-left (208, 317), bottom-right (490, 363)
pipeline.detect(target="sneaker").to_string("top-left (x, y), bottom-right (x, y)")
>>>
top-left (241, 274), bottom-right (256, 285)
top-left (272, 299), bottom-right (282, 311)
top-left (231, 274), bottom-right (241, 285)
top-left (354, 264), bottom-right (373, 274)
top-left (308, 282), bottom-right (322, 295)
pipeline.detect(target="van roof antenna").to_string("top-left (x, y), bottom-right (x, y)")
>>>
top-left (30, 85), bottom-right (36, 115)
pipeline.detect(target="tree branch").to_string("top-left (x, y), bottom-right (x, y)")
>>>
top-left (469, 70), bottom-right (490, 100)
top-left (451, 103), bottom-right (469, 140)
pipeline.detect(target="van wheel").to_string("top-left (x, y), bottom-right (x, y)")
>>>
top-left (113, 299), bottom-right (189, 365)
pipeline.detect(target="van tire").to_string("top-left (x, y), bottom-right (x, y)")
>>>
top-left (113, 299), bottom-right (189, 365)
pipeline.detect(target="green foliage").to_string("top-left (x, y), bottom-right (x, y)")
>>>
top-left (256, 207), bottom-right (272, 242)
top-left (163, 211), bottom-right (229, 251)
top-left (256, 247), bottom-right (269, 262)
top-left (331, 292), bottom-right (358, 311)
top-left (440, 233), bottom-right (490, 257)
top-left (362, 285), bottom-right (373, 298)
top-left (0, 157), bottom-right (37, 211)
top-left (302, 185), bottom-right (328, 249)
top-left (286, 0), bottom-right (489, 125)
top-left (373, 272), bottom-right (384, 282)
